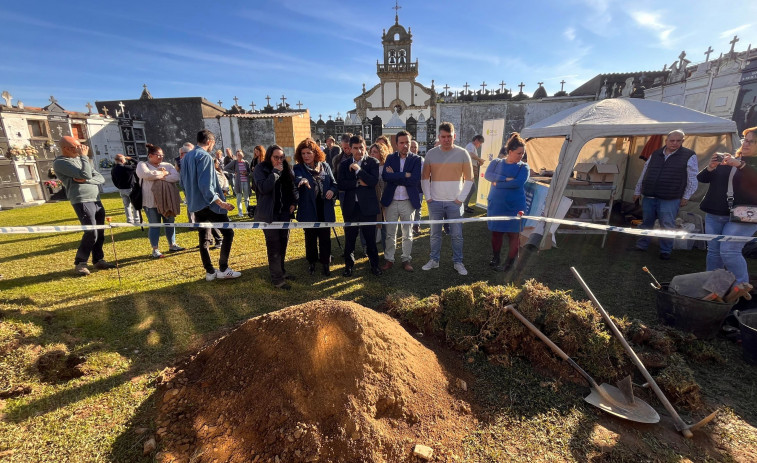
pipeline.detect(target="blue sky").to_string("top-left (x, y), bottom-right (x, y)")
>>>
top-left (1, 0), bottom-right (755, 121)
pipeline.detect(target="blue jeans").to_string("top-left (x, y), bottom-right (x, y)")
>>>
top-left (705, 213), bottom-right (757, 285)
top-left (636, 197), bottom-right (680, 255)
top-left (236, 181), bottom-right (250, 213)
top-left (428, 200), bottom-right (464, 263)
top-left (144, 207), bottom-right (176, 248)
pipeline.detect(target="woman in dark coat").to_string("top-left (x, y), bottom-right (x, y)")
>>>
top-left (697, 126), bottom-right (757, 302)
top-left (293, 138), bottom-right (338, 276)
top-left (253, 144), bottom-right (298, 289)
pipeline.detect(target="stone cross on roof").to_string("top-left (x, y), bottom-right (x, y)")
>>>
top-left (463, 82), bottom-right (470, 93)
top-left (265, 95), bottom-right (271, 106)
top-left (318, 114), bottom-right (322, 120)
top-left (704, 46), bottom-right (714, 62)
top-left (678, 50), bottom-right (687, 68)
top-left (49, 95), bottom-right (57, 104)
top-left (233, 96), bottom-right (239, 106)
top-left (102, 106), bottom-right (109, 117)
top-left (730, 35), bottom-right (740, 54)
top-left (250, 101), bottom-right (256, 111)
top-left (538, 81), bottom-right (544, 87)
top-left (296, 101), bottom-right (303, 109)
top-left (393, 0), bottom-right (401, 24)
top-left (560, 80), bottom-right (566, 91)
top-left (480, 82), bottom-right (487, 92)
top-left (443, 84), bottom-right (450, 94)
top-left (280, 95), bottom-right (287, 106)
top-left (1, 90), bottom-right (12, 107)
top-left (85, 102), bottom-right (93, 114)
top-left (518, 82), bottom-right (525, 93)
top-left (118, 101), bottom-right (125, 115)
top-left (499, 81), bottom-right (506, 92)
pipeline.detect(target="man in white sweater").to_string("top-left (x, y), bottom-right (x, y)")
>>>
top-left (421, 122), bottom-right (474, 275)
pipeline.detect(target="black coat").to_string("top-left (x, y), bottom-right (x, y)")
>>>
top-left (337, 155), bottom-right (380, 218)
top-left (252, 162), bottom-right (298, 223)
top-left (293, 162), bottom-right (338, 222)
top-left (111, 159), bottom-right (137, 190)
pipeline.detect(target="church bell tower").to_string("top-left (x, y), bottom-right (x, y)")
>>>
top-left (377, 9), bottom-right (418, 83)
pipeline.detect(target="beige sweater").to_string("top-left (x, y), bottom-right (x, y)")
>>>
top-left (136, 161), bottom-right (180, 208)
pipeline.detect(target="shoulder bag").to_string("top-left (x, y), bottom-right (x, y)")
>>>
top-left (727, 166), bottom-right (757, 223)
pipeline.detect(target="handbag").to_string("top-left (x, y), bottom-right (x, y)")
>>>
top-left (129, 178), bottom-right (143, 211)
top-left (727, 165), bottom-right (757, 223)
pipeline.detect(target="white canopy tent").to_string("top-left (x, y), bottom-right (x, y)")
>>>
top-left (520, 98), bottom-right (740, 241)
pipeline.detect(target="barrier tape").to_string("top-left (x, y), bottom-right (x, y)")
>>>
top-left (2, 215), bottom-right (757, 244)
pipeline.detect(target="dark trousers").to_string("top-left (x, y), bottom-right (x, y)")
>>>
top-left (304, 227), bottom-right (331, 266)
top-left (71, 201), bottom-right (105, 265)
top-left (344, 204), bottom-right (379, 269)
top-left (194, 207), bottom-right (234, 273)
top-left (263, 228), bottom-right (290, 285)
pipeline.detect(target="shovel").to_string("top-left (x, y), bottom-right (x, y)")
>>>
top-left (503, 304), bottom-right (659, 424)
top-left (571, 267), bottom-right (719, 438)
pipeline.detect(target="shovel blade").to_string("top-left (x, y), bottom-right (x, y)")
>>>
top-left (585, 383), bottom-right (660, 424)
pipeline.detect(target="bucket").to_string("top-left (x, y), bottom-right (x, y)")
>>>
top-left (736, 310), bottom-right (757, 365)
top-left (656, 283), bottom-right (734, 339)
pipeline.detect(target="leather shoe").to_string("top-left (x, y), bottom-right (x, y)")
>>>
top-left (342, 267), bottom-right (353, 277)
top-left (659, 253), bottom-right (671, 260)
top-left (464, 207), bottom-right (475, 213)
top-left (381, 260), bottom-right (394, 271)
top-left (402, 261), bottom-right (414, 272)
top-left (308, 264), bottom-right (315, 275)
top-left (322, 266), bottom-right (331, 277)
top-left (94, 260), bottom-right (116, 270)
top-left (370, 266), bottom-right (383, 276)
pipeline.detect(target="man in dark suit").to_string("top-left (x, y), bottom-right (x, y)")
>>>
top-left (338, 134), bottom-right (382, 277)
top-left (380, 130), bottom-right (422, 272)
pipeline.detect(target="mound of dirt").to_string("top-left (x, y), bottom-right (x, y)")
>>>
top-left (155, 300), bottom-right (476, 462)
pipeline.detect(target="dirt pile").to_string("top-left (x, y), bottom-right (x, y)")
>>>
top-left (154, 300), bottom-right (476, 462)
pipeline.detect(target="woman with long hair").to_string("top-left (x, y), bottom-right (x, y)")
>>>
top-left (136, 143), bottom-right (184, 258)
top-left (293, 138), bottom-right (338, 276)
top-left (251, 145), bottom-right (266, 168)
top-left (485, 132), bottom-right (529, 272)
top-left (697, 126), bottom-right (757, 302)
top-left (253, 144), bottom-right (298, 289)
top-left (224, 149), bottom-right (253, 217)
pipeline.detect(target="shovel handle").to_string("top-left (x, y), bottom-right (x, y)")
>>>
top-left (570, 267), bottom-right (694, 438)
top-left (504, 305), bottom-right (599, 389)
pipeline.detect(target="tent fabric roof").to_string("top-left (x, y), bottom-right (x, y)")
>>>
top-left (521, 98), bottom-right (737, 139)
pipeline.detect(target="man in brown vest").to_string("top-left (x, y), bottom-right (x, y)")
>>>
top-left (633, 130), bottom-right (698, 260)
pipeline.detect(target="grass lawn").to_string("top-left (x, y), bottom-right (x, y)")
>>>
top-left (1, 193), bottom-right (756, 462)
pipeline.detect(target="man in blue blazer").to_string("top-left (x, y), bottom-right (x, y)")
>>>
top-left (338, 134), bottom-right (382, 277)
top-left (380, 130), bottom-right (422, 272)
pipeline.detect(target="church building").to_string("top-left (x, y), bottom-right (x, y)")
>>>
top-left (345, 10), bottom-right (436, 145)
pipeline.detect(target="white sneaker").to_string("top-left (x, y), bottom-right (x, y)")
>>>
top-left (216, 267), bottom-right (242, 279)
top-left (205, 268), bottom-right (218, 281)
top-left (421, 260), bottom-right (439, 271)
top-left (151, 249), bottom-right (164, 259)
top-left (453, 262), bottom-right (468, 276)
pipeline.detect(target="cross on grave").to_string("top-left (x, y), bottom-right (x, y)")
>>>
top-left (280, 95), bottom-right (287, 106)
top-left (518, 82), bottom-right (525, 93)
top-left (85, 102), bottom-right (93, 114)
top-left (730, 35), bottom-right (740, 54)
top-left (560, 80), bottom-right (566, 91)
top-left (603, 78), bottom-right (609, 86)
top-left (499, 81), bottom-right (506, 92)
top-left (49, 95), bottom-right (57, 105)
top-left (1, 90), bottom-right (12, 107)
top-left (443, 84), bottom-right (450, 95)
top-left (233, 96), bottom-right (239, 106)
top-left (265, 95), bottom-right (271, 106)
top-left (143, 83), bottom-right (148, 90)
top-left (538, 81), bottom-right (544, 87)
top-left (250, 101), bottom-right (256, 111)
top-left (480, 82), bottom-right (487, 93)
top-left (118, 101), bottom-right (126, 115)
top-left (463, 82), bottom-right (470, 94)
top-left (704, 46), bottom-right (714, 62)
top-left (217, 100), bottom-right (223, 107)
top-left (678, 50), bottom-right (687, 68)
top-left (297, 101), bottom-right (303, 109)
top-left (328, 115), bottom-right (332, 121)
top-left (102, 106), bottom-right (109, 117)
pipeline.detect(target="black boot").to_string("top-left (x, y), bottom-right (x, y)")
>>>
top-left (489, 252), bottom-right (501, 267)
top-left (496, 257), bottom-right (516, 272)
